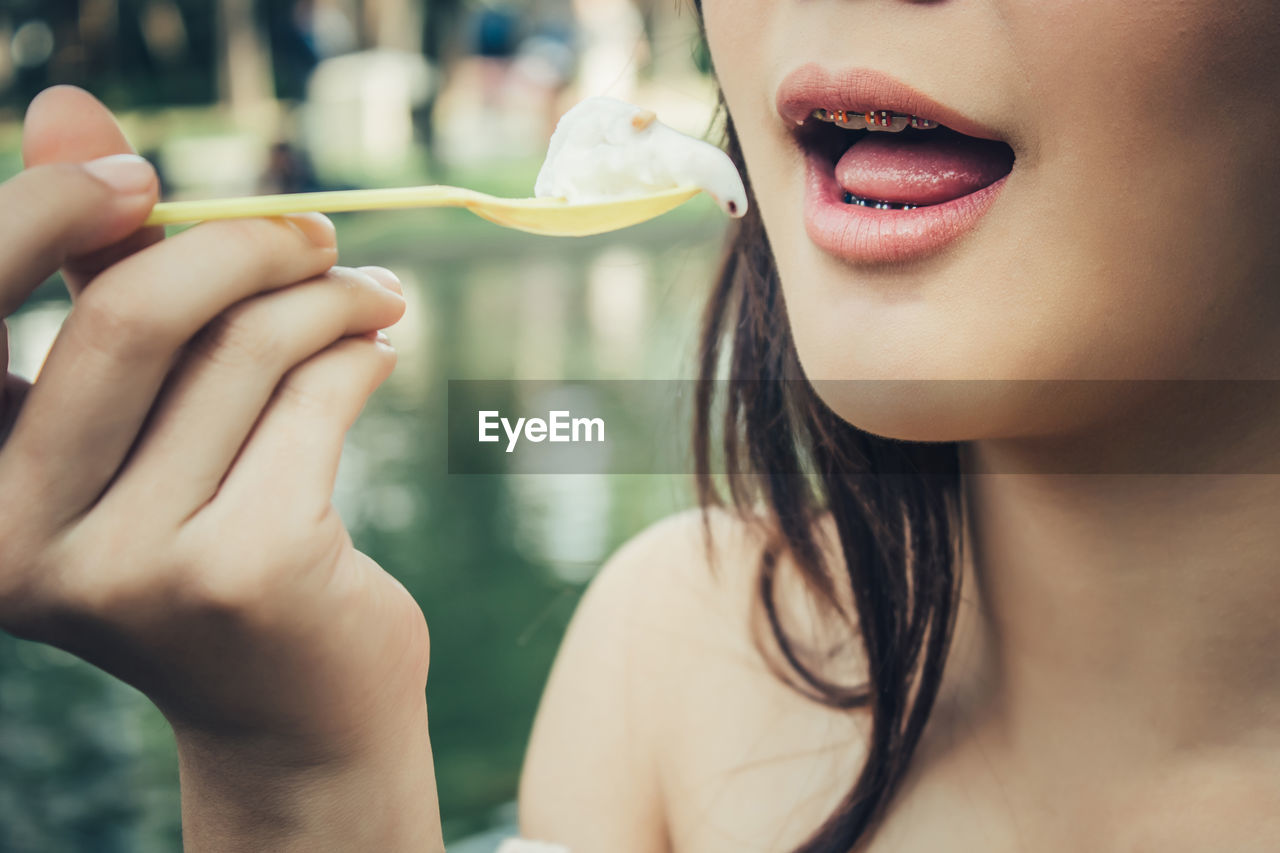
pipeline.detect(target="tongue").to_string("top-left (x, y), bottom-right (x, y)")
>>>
top-left (835, 130), bottom-right (1013, 206)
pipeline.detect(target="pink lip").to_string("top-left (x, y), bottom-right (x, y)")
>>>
top-left (803, 150), bottom-right (1008, 265)
top-left (779, 65), bottom-right (1011, 265)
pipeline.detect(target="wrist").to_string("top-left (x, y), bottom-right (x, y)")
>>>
top-left (174, 700), bottom-right (443, 852)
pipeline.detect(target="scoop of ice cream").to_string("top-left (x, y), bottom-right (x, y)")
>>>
top-left (534, 96), bottom-right (748, 218)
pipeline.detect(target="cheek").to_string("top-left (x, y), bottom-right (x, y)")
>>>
top-left (702, 1), bottom-right (766, 89)
top-left (785, 0), bottom-right (1280, 443)
top-left (1025, 0), bottom-right (1280, 109)
top-left (1013, 0), bottom-right (1280, 377)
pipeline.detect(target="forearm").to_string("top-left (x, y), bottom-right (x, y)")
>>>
top-left (175, 702), bottom-right (444, 853)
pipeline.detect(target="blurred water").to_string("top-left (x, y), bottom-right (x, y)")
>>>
top-left (0, 205), bottom-right (728, 849)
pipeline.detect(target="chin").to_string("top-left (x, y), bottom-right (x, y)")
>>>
top-left (807, 378), bottom-right (997, 443)
top-left (805, 373), bottom-right (1132, 448)
top-left (792, 321), bottom-right (1007, 443)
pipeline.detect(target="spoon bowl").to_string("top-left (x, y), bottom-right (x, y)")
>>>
top-left (144, 185), bottom-right (703, 237)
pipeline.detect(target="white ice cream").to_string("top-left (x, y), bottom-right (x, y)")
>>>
top-left (534, 96), bottom-right (748, 218)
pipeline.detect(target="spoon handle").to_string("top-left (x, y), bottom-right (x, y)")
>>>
top-left (144, 185), bottom-right (492, 226)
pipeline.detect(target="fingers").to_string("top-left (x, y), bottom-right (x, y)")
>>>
top-left (1, 214), bottom-right (339, 526)
top-left (22, 85), bottom-right (166, 294)
top-left (212, 334), bottom-right (398, 524)
top-left (0, 158), bottom-right (158, 317)
top-left (110, 267), bottom-right (405, 515)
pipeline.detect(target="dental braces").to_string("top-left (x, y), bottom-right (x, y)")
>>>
top-left (812, 108), bottom-right (939, 132)
top-left (842, 191), bottom-right (920, 210)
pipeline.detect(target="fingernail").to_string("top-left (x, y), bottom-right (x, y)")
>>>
top-left (284, 212), bottom-right (337, 248)
top-left (359, 266), bottom-right (402, 294)
top-left (83, 154), bottom-right (155, 195)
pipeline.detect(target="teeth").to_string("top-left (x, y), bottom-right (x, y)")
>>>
top-left (811, 108), bottom-right (939, 133)
top-left (867, 114), bottom-right (911, 133)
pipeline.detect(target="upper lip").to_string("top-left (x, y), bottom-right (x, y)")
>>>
top-left (776, 64), bottom-right (1007, 143)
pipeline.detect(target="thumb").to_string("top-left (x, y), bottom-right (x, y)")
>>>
top-left (23, 85), bottom-right (141, 167)
top-left (22, 85), bottom-right (165, 294)
top-left (0, 156), bottom-right (158, 318)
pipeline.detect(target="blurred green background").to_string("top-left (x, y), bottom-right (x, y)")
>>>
top-left (0, 1), bottom-right (726, 849)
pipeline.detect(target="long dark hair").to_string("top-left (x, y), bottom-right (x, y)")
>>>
top-left (690, 8), bottom-right (967, 848)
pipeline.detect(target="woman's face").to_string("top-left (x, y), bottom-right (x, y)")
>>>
top-left (702, 0), bottom-right (1280, 442)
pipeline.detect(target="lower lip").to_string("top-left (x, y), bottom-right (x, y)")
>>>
top-left (802, 149), bottom-right (1008, 265)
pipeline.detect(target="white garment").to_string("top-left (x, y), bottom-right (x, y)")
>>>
top-left (495, 840), bottom-right (570, 853)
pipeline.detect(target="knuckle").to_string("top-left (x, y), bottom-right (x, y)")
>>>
top-left (277, 360), bottom-right (346, 416)
top-left (5, 549), bottom-right (129, 642)
top-left (70, 290), bottom-right (166, 361)
top-left (181, 567), bottom-right (270, 621)
top-left (191, 302), bottom-right (284, 369)
top-left (40, 515), bottom-right (196, 635)
top-left (50, 524), bottom-right (142, 611)
top-left (174, 529), bottom-right (315, 620)
top-left (168, 537), bottom-right (270, 619)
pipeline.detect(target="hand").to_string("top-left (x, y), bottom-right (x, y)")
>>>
top-left (0, 89), bottom-right (440, 848)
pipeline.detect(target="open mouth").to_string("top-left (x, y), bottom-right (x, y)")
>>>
top-left (794, 109), bottom-right (1016, 211)
top-left (777, 66), bottom-right (1017, 263)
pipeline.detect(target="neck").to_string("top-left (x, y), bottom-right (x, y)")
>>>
top-left (943, 383), bottom-right (1280, 767)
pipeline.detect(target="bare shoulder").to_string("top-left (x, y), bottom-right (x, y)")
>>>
top-left (518, 507), bottom-right (869, 853)
top-left (516, 507), bottom-right (762, 851)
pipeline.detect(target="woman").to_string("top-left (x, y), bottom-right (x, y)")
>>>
top-left (516, 1), bottom-right (1280, 849)
top-left (526, 0), bottom-right (1280, 849)
top-left (2, 0), bottom-right (1279, 849)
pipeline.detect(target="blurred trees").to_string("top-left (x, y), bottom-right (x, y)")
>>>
top-left (0, 0), bottom-right (217, 109)
top-left (0, 0), bottom-right (470, 112)
top-left (216, 0), bottom-right (272, 119)
top-left (0, 1), bottom-right (708, 115)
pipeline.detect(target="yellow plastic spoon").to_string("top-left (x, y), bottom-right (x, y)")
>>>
top-left (143, 184), bottom-right (703, 237)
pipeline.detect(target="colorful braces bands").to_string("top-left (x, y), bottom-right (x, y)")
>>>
top-left (812, 108), bottom-right (939, 129)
